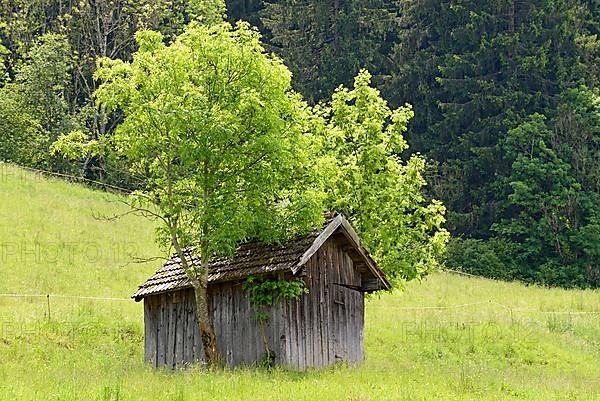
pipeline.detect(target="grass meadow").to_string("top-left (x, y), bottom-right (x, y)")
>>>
top-left (0, 163), bottom-right (599, 400)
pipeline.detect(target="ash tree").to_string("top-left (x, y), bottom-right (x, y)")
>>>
top-left (91, 20), bottom-right (324, 366)
top-left (313, 71), bottom-right (449, 285)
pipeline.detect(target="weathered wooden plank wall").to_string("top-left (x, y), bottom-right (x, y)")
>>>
top-left (143, 236), bottom-right (366, 369)
top-left (285, 237), bottom-right (365, 370)
top-left (145, 285), bottom-right (288, 368)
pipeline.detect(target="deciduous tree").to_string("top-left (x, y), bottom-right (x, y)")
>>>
top-left (316, 70), bottom-right (449, 284)
top-left (93, 22), bottom-right (324, 365)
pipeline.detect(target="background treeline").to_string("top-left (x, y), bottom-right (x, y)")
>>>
top-left (1, 0), bottom-right (598, 287)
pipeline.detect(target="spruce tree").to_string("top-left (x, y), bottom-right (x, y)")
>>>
top-left (261, 0), bottom-right (398, 103)
top-left (388, 0), bottom-right (599, 237)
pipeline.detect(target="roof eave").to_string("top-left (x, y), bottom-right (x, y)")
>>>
top-left (338, 217), bottom-right (391, 291)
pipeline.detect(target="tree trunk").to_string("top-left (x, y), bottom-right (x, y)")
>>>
top-left (170, 229), bottom-right (221, 367)
top-left (192, 274), bottom-right (221, 367)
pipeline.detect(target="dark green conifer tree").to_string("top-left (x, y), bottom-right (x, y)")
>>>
top-left (261, 0), bottom-right (398, 103)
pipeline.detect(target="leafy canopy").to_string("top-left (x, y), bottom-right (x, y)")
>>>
top-left (316, 71), bottom-right (449, 285)
top-left (94, 21), bottom-right (325, 260)
top-left (63, 22), bottom-right (448, 289)
top-left (0, 33), bottom-right (77, 166)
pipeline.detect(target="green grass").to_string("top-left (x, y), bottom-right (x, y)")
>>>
top-left (1, 163), bottom-right (599, 400)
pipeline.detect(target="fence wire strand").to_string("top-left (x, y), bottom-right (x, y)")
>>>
top-left (0, 293), bottom-right (130, 301)
top-left (1, 293), bottom-right (598, 314)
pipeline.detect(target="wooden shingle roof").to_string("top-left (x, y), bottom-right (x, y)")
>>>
top-left (132, 214), bottom-right (390, 301)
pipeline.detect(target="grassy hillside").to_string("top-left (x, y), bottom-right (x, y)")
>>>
top-left (0, 163), bottom-right (599, 401)
top-left (0, 163), bottom-right (160, 321)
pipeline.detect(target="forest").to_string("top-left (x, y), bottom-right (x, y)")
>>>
top-left (1, 0), bottom-right (599, 288)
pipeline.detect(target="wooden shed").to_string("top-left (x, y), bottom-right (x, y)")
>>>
top-left (132, 214), bottom-right (390, 370)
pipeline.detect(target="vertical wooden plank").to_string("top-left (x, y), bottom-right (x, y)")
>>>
top-left (358, 288), bottom-right (365, 363)
top-left (233, 284), bottom-right (240, 366)
top-left (228, 284), bottom-right (235, 366)
top-left (310, 255), bottom-right (322, 368)
top-left (303, 262), bottom-right (313, 369)
top-left (352, 255), bottom-right (359, 364)
top-left (216, 284), bottom-right (225, 365)
top-left (189, 290), bottom-right (194, 364)
top-left (212, 285), bottom-right (218, 363)
top-left (172, 294), bottom-right (178, 368)
top-left (267, 291), bottom-right (275, 365)
top-left (243, 284), bottom-right (251, 366)
top-left (344, 252), bottom-right (352, 364)
top-left (340, 245), bottom-right (349, 363)
top-left (286, 297), bottom-right (296, 369)
top-left (183, 290), bottom-right (194, 365)
top-left (314, 255), bottom-right (322, 368)
top-left (324, 241), bottom-right (335, 365)
top-left (270, 293), bottom-right (278, 365)
top-left (156, 293), bottom-right (166, 367)
top-left (331, 240), bottom-right (342, 363)
top-left (282, 296), bottom-right (291, 368)
top-left (182, 292), bottom-right (189, 364)
top-left (239, 285), bottom-right (250, 366)
top-left (309, 254), bottom-right (318, 368)
top-left (246, 285), bottom-right (256, 365)
top-left (234, 283), bottom-right (244, 367)
top-left (166, 293), bottom-right (176, 368)
top-left (255, 289), bottom-right (264, 365)
top-left (295, 297), bottom-right (304, 371)
top-left (318, 246), bottom-right (328, 367)
top-left (227, 284), bottom-right (232, 366)
top-left (294, 298), bottom-right (301, 370)
top-left (222, 284), bottom-right (230, 365)
top-left (173, 294), bottom-right (179, 368)
top-left (335, 242), bottom-right (346, 362)
top-left (143, 298), bottom-right (149, 364)
top-left (175, 294), bottom-right (185, 367)
top-left (155, 295), bottom-right (162, 367)
top-left (341, 249), bottom-right (350, 364)
top-left (336, 246), bottom-right (351, 362)
top-left (254, 292), bottom-right (262, 366)
top-left (357, 282), bottom-right (363, 362)
top-left (355, 259), bottom-right (363, 364)
top-left (352, 253), bottom-right (364, 364)
top-left (164, 293), bottom-right (171, 368)
top-left (338, 247), bottom-right (353, 362)
top-left (227, 284), bottom-right (234, 366)
top-left (233, 285), bottom-right (241, 366)
top-left (321, 242), bottom-right (328, 368)
top-left (212, 284), bottom-right (220, 364)
top-left (349, 254), bottom-right (358, 364)
top-left (280, 295), bottom-right (288, 366)
top-left (230, 284), bottom-right (238, 366)
top-left (144, 297), bottom-right (158, 367)
top-left (220, 284), bottom-right (228, 365)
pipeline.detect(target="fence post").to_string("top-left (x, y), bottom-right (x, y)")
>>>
top-left (46, 294), bottom-right (51, 321)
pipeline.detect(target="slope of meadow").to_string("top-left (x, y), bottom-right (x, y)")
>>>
top-left (0, 163), bottom-right (599, 401)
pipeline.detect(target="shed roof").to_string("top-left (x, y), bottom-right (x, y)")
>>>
top-left (132, 214), bottom-right (390, 301)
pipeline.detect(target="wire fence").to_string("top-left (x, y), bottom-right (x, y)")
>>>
top-left (1, 292), bottom-right (598, 315)
top-left (0, 162), bottom-right (132, 194)
top-left (370, 300), bottom-right (600, 314)
top-left (0, 293), bottom-right (130, 301)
